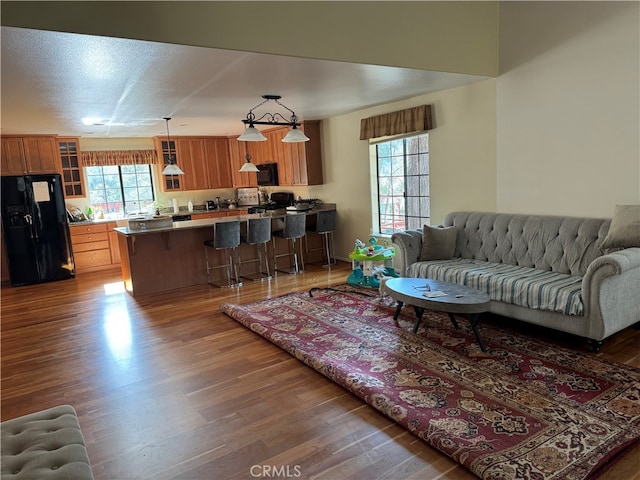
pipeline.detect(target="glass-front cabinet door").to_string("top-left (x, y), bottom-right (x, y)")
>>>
top-left (57, 137), bottom-right (85, 197)
top-left (155, 137), bottom-right (182, 191)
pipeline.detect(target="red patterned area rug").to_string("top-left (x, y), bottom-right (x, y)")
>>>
top-left (220, 285), bottom-right (640, 480)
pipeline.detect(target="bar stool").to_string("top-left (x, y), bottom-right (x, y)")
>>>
top-left (272, 213), bottom-right (306, 275)
top-left (305, 209), bottom-right (337, 267)
top-left (204, 220), bottom-right (242, 287)
top-left (240, 216), bottom-right (272, 281)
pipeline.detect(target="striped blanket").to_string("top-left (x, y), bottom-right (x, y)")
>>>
top-left (406, 258), bottom-right (583, 316)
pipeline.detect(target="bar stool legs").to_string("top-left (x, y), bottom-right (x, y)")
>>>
top-left (204, 220), bottom-right (242, 288)
top-left (273, 213), bottom-right (306, 275)
top-left (240, 217), bottom-right (272, 281)
top-left (305, 210), bottom-right (337, 267)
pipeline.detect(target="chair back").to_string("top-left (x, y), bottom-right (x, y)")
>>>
top-left (315, 210), bottom-right (336, 234)
top-left (214, 220), bottom-right (241, 249)
top-left (282, 213), bottom-right (306, 239)
top-left (246, 217), bottom-right (271, 245)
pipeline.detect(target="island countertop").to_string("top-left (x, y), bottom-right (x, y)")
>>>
top-left (113, 205), bottom-right (336, 296)
top-left (113, 204), bottom-right (336, 236)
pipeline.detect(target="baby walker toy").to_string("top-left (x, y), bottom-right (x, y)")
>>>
top-left (347, 237), bottom-right (399, 288)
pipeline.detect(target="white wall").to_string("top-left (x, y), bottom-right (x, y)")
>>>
top-left (312, 79), bottom-right (497, 260)
top-left (497, 1), bottom-right (639, 217)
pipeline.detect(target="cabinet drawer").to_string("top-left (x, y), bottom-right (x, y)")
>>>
top-left (71, 232), bottom-right (109, 244)
top-left (70, 223), bottom-right (108, 235)
top-left (74, 249), bottom-right (112, 268)
top-left (192, 212), bottom-right (228, 219)
top-left (72, 240), bottom-right (110, 252)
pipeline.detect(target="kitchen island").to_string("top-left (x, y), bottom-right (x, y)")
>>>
top-left (114, 206), bottom-right (336, 296)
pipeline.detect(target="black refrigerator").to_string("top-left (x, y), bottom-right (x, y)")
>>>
top-left (1, 174), bottom-right (75, 286)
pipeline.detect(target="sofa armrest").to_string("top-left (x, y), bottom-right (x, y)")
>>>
top-left (582, 247), bottom-right (640, 339)
top-left (391, 229), bottom-right (423, 276)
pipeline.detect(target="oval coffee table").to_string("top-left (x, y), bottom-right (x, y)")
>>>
top-left (383, 277), bottom-right (491, 351)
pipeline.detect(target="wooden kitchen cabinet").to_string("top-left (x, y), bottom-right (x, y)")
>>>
top-left (269, 121), bottom-right (323, 186)
top-left (154, 136), bottom-right (182, 192)
top-left (1, 135), bottom-right (60, 176)
top-left (228, 137), bottom-right (258, 188)
top-left (57, 137), bottom-right (85, 197)
top-left (177, 138), bottom-right (208, 191)
top-left (156, 136), bottom-right (235, 191)
top-left (106, 222), bottom-right (121, 265)
top-left (293, 121), bottom-right (322, 185)
top-left (70, 223), bottom-right (119, 272)
top-left (204, 138), bottom-right (233, 189)
top-left (191, 211), bottom-right (228, 220)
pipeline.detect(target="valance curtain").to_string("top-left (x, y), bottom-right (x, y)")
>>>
top-left (359, 104), bottom-right (434, 140)
top-left (81, 150), bottom-right (158, 167)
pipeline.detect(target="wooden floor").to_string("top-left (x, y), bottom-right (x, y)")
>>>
top-left (2, 263), bottom-right (639, 480)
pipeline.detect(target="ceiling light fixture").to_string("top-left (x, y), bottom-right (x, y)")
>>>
top-left (161, 117), bottom-right (184, 176)
top-left (239, 144), bottom-right (260, 173)
top-left (238, 95), bottom-right (310, 143)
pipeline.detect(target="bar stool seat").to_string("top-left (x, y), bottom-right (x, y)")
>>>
top-left (204, 220), bottom-right (242, 287)
top-left (240, 216), bottom-right (272, 281)
top-left (272, 213), bottom-right (306, 275)
top-left (306, 209), bottom-right (337, 267)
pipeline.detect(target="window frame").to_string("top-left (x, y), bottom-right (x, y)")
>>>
top-left (370, 132), bottom-right (430, 235)
top-left (84, 164), bottom-right (155, 218)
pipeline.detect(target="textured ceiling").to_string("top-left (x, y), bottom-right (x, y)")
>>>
top-left (1, 27), bottom-right (488, 138)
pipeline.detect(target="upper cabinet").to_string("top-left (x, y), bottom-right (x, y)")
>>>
top-left (57, 137), bottom-right (85, 198)
top-left (1, 135), bottom-right (60, 176)
top-left (154, 136), bottom-right (234, 192)
top-left (177, 138), bottom-right (208, 191)
top-left (228, 137), bottom-right (258, 188)
top-left (203, 138), bottom-right (233, 189)
top-left (227, 121), bottom-right (323, 187)
top-left (266, 121), bottom-right (323, 186)
top-left (154, 136), bottom-right (182, 191)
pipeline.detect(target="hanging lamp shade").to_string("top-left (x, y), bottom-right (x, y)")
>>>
top-left (239, 149), bottom-right (260, 173)
top-left (161, 117), bottom-right (185, 175)
top-left (239, 161), bottom-right (260, 173)
top-left (282, 125), bottom-right (310, 143)
top-left (238, 125), bottom-right (267, 142)
top-left (162, 163), bottom-right (185, 175)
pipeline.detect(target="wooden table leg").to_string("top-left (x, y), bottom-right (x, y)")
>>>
top-left (448, 313), bottom-right (460, 329)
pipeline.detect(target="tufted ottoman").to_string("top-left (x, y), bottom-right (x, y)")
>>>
top-left (1, 405), bottom-right (94, 480)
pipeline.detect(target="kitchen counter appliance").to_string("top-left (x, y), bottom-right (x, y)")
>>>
top-left (237, 187), bottom-right (260, 207)
top-left (262, 192), bottom-right (294, 210)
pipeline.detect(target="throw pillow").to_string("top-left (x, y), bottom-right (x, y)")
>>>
top-left (420, 225), bottom-right (457, 261)
top-left (601, 204), bottom-right (640, 249)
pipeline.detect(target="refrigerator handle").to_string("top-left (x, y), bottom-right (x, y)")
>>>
top-left (24, 213), bottom-right (36, 239)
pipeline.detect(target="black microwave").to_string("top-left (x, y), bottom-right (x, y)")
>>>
top-left (256, 163), bottom-right (279, 186)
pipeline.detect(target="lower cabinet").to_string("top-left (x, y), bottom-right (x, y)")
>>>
top-left (70, 222), bottom-right (120, 273)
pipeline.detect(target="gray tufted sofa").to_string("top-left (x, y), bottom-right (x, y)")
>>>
top-left (391, 211), bottom-right (640, 351)
top-left (1, 405), bottom-right (94, 480)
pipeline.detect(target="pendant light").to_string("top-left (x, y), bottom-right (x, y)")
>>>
top-left (161, 117), bottom-right (184, 175)
top-left (239, 143), bottom-right (260, 173)
top-left (238, 95), bottom-right (310, 143)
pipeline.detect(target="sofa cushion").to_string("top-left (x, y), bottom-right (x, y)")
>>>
top-left (1, 405), bottom-right (94, 480)
top-left (601, 204), bottom-right (640, 249)
top-left (406, 258), bottom-right (584, 316)
top-left (442, 212), bottom-right (611, 276)
top-left (419, 225), bottom-right (457, 261)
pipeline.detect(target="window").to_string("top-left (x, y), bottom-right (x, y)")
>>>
top-left (85, 165), bottom-right (155, 218)
top-left (373, 133), bottom-right (429, 234)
